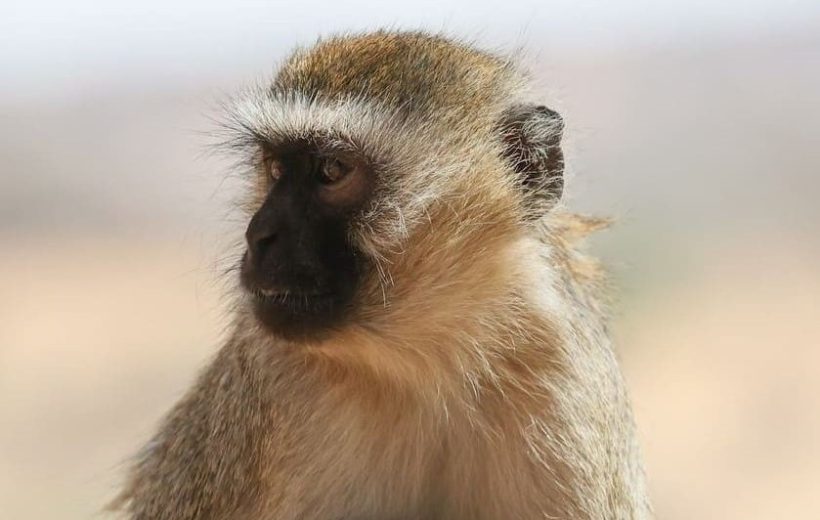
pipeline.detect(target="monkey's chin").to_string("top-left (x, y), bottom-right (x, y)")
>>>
top-left (248, 290), bottom-right (345, 342)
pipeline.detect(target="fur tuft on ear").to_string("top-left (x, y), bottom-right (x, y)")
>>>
top-left (497, 104), bottom-right (564, 216)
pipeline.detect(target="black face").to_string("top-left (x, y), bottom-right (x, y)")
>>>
top-left (240, 142), bottom-right (370, 340)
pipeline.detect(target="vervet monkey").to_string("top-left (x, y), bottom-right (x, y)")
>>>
top-left (113, 30), bottom-right (650, 520)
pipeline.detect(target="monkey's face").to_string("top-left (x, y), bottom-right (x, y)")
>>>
top-left (239, 141), bottom-right (371, 340)
top-left (230, 94), bottom-right (565, 343)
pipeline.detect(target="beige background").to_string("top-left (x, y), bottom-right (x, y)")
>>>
top-left (2, 1), bottom-right (819, 518)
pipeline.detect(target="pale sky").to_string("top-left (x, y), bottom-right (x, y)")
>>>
top-left (2, 0), bottom-right (819, 104)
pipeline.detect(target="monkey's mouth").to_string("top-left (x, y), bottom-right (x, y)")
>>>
top-left (249, 287), bottom-right (335, 309)
top-left (240, 255), bottom-right (358, 339)
top-left (243, 280), bottom-right (347, 340)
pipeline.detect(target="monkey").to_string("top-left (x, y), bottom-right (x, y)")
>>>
top-left (111, 30), bottom-right (651, 519)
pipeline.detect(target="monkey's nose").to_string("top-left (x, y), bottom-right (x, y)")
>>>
top-left (245, 219), bottom-right (278, 263)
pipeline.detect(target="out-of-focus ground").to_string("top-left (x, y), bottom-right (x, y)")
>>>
top-left (2, 8), bottom-right (820, 519)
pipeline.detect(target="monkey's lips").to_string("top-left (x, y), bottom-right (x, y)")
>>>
top-left (240, 260), bottom-right (336, 314)
top-left (240, 256), bottom-right (356, 339)
top-left (245, 284), bottom-right (345, 340)
top-left (249, 287), bottom-right (334, 308)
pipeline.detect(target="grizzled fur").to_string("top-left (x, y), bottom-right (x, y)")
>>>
top-left (112, 30), bottom-right (650, 519)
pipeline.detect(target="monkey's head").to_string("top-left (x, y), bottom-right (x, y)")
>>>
top-left (225, 31), bottom-right (564, 343)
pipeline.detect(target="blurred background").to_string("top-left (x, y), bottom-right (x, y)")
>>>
top-left (2, 1), bottom-right (819, 518)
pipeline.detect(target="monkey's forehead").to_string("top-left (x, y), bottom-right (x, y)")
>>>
top-left (272, 31), bottom-right (520, 118)
top-left (222, 32), bottom-right (530, 170)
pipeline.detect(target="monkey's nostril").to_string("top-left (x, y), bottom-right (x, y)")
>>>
top-left (247, 229), bottom-right (278, 260)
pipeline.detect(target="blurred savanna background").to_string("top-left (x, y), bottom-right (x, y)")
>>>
top-left (2, 1), bottom-right (819, 518)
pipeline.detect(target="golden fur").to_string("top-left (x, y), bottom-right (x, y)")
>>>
top-left (113, 30), bottom-right (650, 519)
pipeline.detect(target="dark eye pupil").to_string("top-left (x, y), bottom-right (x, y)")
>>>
top-left (320, 159), bottom-right (347, 184)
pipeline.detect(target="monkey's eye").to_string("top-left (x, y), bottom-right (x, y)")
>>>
top-left (318, 158), bottom-right (350, 185)
top-left (266, 158), bottom-right (284, 182)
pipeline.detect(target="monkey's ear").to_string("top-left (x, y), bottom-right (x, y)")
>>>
top-left (497, 104), bottom-right (564, 215)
